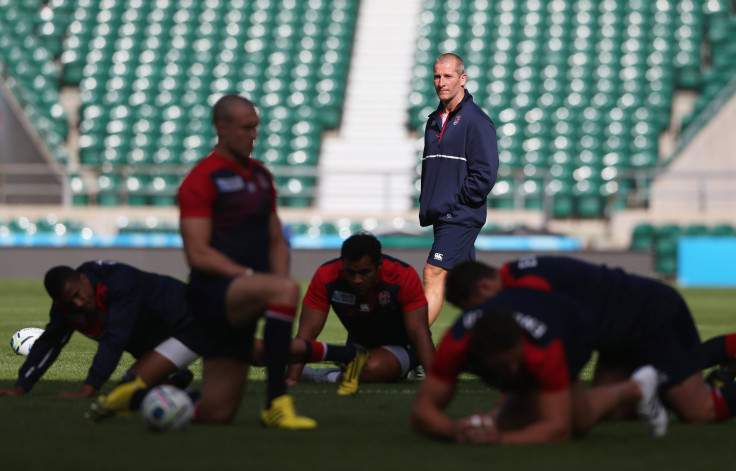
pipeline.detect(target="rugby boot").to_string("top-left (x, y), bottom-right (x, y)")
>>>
top-left (337, 346), bottom-right (369, 395)
top-left (261, 394), bottom-right (317, 430)
top-left (632, 365), bottom-right (668, 438)
top-left (86, 375), bottom-right (147, 423)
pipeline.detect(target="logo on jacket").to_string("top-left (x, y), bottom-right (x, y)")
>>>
top-left (433, 253), bottom-right (443, 261)
top-left (453, 115), bottom-right (461, 125)
top-left (378, 290), bottom-right (391, 306)
top-left (332, 291), bottom-right (356, 305)
top-left (215, 175), bottom-right (246, 192)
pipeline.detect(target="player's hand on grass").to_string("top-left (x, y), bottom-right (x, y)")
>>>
top-left (0, 386), bottom-right (27, 396)
top-left (286, 363), bottom-right (304, 385)
top-left (455, 413), bottom-right (499, 444)
top-left (57, 383), bottom-right (96, 398)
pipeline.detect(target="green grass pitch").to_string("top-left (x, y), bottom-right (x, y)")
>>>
top-left (2, 278), bottom-right (736, 470)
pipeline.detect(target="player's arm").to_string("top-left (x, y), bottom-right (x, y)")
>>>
top-left (180, 217), bottom-right (252, 276)
top-left (74, 281), bottom-right (142, 396)
top-left (268, 212), bottom-right (290, 276)
top-left (494, 388), bottom-right (573, 444)
top-left (1, 313), bottom-right (74, 396)
top-left (410, 374), bottom-right (460, 441)
top-left (285, 304), bottom-right (330, 384)
top-left (402, 305), bottom-right (435, 371)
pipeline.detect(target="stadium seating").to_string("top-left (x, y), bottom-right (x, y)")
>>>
top-left (409, 0), bottom-right (736, 218)
top-left (0, 0), bottom-right (359, 206)
top-left (629, 222), bottom-right (736, 276)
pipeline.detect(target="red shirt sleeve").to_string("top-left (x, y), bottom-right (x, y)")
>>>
top-left (397, 265), bottom-right (428, 312)
top-left (522, 337), bottom-right (570, 393)
top-left (428, 328), bottom-right (471, 384)
top-left (178, 165), bottom-right (216, 219)
top-left (499, 263), bottom-right (553, 291)
top-left (302, 266), bottom-right (331, 312)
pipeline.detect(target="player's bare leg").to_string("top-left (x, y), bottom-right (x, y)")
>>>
top-left (423, 263), bottom-right (448, 326)
top-left (663, 373), bottom-right (717, 423)
top-left (571, 379), bottom-right (642, 434)
top-left (197, 357), bottom-right (249, 423)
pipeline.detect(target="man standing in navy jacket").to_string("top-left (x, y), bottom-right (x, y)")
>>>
top-left (419, 53), bottom-right (499, 326)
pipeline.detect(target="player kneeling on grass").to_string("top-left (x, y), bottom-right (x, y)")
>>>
top-left (452, 257), bottom-right (736, 425)
top-left (411, 288), bottom-right (667, 444)
top-left (0, 261), bottom-right (203, 420)
top-left (177, 94), bottom-right (315, 430)
top-left (284, 233), bottom-right (435, 395)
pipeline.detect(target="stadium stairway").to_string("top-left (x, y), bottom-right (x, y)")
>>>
top-left (316, 0), bottom-right (422, 213)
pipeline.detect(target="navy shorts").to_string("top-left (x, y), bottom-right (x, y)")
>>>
top-left (596, 284), bottom-right (703, 390)
top-left (427, 223), bottom-right (482, 269)
top-left (186, 273), bottom-right (256, 362)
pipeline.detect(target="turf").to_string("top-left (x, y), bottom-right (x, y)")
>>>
top-left (1, 279), bottom-right (736, 469)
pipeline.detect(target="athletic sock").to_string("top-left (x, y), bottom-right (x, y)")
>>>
top-left (300, 366), bottom-right (342, 383)
top-left (130, 387), bottom-right (151, 411)
top-left (301, 340), bottom-right (357, 364)
top-left (263, 304), bottom-right (296, 406)
top-left (711, 382), bottom-right (736, 420)
top-left (701, 333), bottom-right (736, 368)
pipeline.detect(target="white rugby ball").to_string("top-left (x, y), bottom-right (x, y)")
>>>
top-left (10, 327), bottom-right (44, 356)
top-left (141, 385), bottom-right (194, 432)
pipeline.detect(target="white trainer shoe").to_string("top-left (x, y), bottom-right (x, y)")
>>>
top-left (631, 365), bottom-right (668, 438)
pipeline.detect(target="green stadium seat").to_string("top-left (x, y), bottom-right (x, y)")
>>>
top-left (630, 222), bottom-right (656, 251)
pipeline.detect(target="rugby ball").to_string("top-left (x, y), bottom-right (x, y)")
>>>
top-left (141, 385), bottom-right (194, 432)
top-left (10, 327), bottom-right (44, 356)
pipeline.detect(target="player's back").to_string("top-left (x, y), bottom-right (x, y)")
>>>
top-left (500, 255), bottom-right (669, 346)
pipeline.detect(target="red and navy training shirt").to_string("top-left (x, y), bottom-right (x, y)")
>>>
top-left (430, 289), bottom-right (595, 393)
top-left (178, 151), bottom-right (276, 272)
top-left (302, 254), bottom-right (428, 348)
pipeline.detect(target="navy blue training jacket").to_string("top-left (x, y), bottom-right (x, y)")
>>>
top-left (419, 90), bottom-right (499, 228)
top-left (16, 260), bottom-right (191, 391)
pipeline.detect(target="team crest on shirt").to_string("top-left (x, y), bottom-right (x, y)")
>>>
top-left (215, 175), bottom-right (246, 192)
top-left (378, 290), bottom-right (391, 306)
top-left (453, 115), bottom-right (461, 125)
top-left (332, 291), bottom-right (356, 305)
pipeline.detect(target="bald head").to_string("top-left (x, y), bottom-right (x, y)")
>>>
top-left (434, 53), bottom-right (465, 77)
top-left (212, 94), bottom-right (256, 125)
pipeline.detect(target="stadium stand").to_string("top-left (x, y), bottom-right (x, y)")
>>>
top-left (1, 0), bottom-right (358, 207)
top-left (2, 0), bottom-right (736, 277)
top-left (630, 221), bottom-right (736, 276)
top-left (409, 0), bottom-right (736, 219)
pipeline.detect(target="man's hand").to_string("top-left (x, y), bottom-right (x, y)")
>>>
top-left (56, 383), bottom-right (96, 398)
top-left (0, 386), bottom-right (27, 396)
top-left (455, 413), bottom-right (499, 444)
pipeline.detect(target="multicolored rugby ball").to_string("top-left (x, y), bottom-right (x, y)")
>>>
top-left (141, 385), bottom-right (194, 432)
top-left (10, 328), bottom-right (44, 356)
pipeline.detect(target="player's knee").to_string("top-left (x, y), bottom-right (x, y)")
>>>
top-left (273, 277), bottom-right (299, 305)
top-left (675, 403), bottom-right (716, 423)
top-left (197, 404), bottom-right (238, 424)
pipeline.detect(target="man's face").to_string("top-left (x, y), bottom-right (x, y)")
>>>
top-left (457, 278), bottom-right (503, 310)
top-left (218, 104), bottom-right (259, 164)
top-left (433, 60), bottom-right (467, 104)
top-left (59, 274), bottom-right (96, 313)
top-left (481, 341), bottom-right (524, 383)
top-left (343, 255), bottom-right (381, 296)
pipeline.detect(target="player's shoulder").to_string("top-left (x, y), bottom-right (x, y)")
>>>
top-left (78, 260), bottom-right (131, 276)
top-left (248, 158), bottom-right (272, 174)
top-left (381, 254), bottom-right (412, 270)
top-left (314, 257), bottom-right (343, 281)
top-left (380, 255), bottom-right (420, 283)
